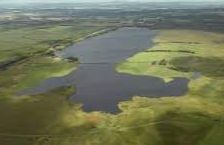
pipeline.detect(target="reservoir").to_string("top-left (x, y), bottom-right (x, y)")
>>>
top-left (21, 27), bottom-right (189, 113)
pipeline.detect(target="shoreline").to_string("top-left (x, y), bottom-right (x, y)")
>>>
top-left (0, 26), bottom-right (120, 70)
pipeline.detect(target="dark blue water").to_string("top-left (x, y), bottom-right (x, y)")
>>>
top-left (20, 27), bottom-right (189, 113)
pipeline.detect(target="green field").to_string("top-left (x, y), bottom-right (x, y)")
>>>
top-left (0, 25), bottom-right (107, 62)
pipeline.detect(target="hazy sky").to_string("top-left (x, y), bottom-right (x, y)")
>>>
top-left (1, 0), bottom-right (224, 3)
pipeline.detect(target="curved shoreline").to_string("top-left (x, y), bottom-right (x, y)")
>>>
top-left (20, 27), bottom-right (189, 113)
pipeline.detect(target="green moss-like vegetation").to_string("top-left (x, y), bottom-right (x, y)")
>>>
top-left (1, 90), bottom-right (223, 145)
top-left (170, 56), bottom-right (224, 78)
top-left (0, 86), bottom-right (93, 145)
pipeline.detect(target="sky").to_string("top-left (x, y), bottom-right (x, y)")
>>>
top-left (1, 0), bottom-right (223, 3)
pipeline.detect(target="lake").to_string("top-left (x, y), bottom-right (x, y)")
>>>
top-left (20, 27), bottom-right (189, 113)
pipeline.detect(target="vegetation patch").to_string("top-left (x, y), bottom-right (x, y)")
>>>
top-left (0, 56), bottom-right (76, 98)
top-left (169, 56), bottom-right (224, 78)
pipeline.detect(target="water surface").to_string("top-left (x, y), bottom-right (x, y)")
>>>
top-left (21, 27), bottom-right (189, 113)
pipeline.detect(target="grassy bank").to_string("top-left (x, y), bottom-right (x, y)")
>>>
top-left (0, 24), bottom-right (111, 97)
top-left (0, 25), bottom-right (106, 62)
top-left (0, 56), bottom-right (76, 98)
top-left (117, 30), bottom-right (224, 82)
top-left (117, 30), bottom-right (224, 101)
